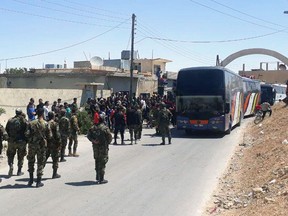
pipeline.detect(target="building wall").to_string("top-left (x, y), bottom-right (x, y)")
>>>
top-left (239, 70), bottom-right (288, 84)
top-left (3, 74), bottom-right (106, 89)
top-left (137, 77), bottom-right (158, 95)
top-left (0, 88), bottom-right (83, 124)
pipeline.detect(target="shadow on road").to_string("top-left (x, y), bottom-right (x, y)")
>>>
top-left (0, 183), bottom-right (31, 189)
top-left (142, 143), bottom-right (171, 147)
top-left (0, 174), bottom-right (11, 179)
top-left (171, 128), bottom-right (225, 139)
top-left (65, 181), bottom-right (97, 187)
top-left (15, 177), bottom-right (50, 182)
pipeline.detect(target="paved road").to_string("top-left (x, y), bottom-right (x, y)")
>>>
top-left (0, 123), bottom-right (246, 216)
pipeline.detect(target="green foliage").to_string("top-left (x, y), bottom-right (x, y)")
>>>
top-left (4, 68), bottom-right (27, 74)
top-left (0, 107), bottom-right (5, 116)
top-left (77, 110), bottom-right (93, 135)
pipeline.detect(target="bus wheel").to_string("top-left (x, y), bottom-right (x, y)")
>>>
top-left (185, 129), bottom-right (192, 135)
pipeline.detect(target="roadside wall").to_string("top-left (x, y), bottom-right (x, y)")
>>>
top-left (0, 88), bottom-right (82, 125)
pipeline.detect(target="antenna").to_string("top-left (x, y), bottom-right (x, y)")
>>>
top-left (83, 52), bottom-right (88, 61)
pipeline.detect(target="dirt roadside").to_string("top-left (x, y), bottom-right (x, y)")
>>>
top-left (204, 103), bottom-right (288, 216)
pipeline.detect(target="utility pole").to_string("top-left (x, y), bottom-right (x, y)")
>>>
top-left (129, 13), bottom-right (136, 103)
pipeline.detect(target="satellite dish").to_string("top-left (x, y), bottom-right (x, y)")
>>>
top-left (90, 56), bottom-right (103, 67)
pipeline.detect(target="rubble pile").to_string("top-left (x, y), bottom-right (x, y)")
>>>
top-left (207, 103), bottom-right (288, 216)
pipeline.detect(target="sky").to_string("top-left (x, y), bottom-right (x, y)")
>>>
top-left (1, 0), bottom-right (288, 73)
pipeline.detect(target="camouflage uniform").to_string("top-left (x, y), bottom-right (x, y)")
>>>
top-left (5, 114), bottom-right (28, 176)
top-left (135, 107), bottom-right (143, 140)
top-left (46, 119), bottom-right (61, 178)
top-left (126, 107), bottom-right (137, 144)
top-left (26, 118), bottom-right (52, 186)
top-left (87, 122), bottom-right (112, 184)
top-left (0, 123), bottom-right (8, 155)
top-left (68, 114), bottom-right (80, 156)
top-left (150, 106), bottom-right (160, 134)
top-left (58, 115), bottom-right (70, 162)
top-left (157, 106), bottom-right (172, 145)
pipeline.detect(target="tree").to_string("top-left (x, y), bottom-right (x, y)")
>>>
top-left (4, 68), bottom-right (27, 74)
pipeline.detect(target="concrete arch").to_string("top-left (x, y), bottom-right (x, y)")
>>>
top-left (220, 48), bottom-right (288, 67)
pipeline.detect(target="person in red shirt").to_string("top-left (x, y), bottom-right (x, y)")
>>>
top-left (94, 111), bottom-right (100, 124)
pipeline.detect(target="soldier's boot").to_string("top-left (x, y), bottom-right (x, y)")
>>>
top-left (52, 168), bottom-right (61, 179)
top-left (27, 173), bottom-right (34, 186)
top-left (8, 165), bottom-right (13, 176)
top-left (73, 150), bottom-right (79, 157)
top-left (17, 167), bottom-right (24, 176)
top-left (68, 149), bottom-right (73, 156)
top-left (130, 136), bottom-right (133, 145)
top-left (96, 173), bottom-right (99, 183)
top-left (160, 138), bottom-right (165, 145)
top-left (98, 175), bottom-right (108, 184)
top-left (36, 177), bottom-right (44, 188)
top-left (60, 155), bottom-right (66, 162)
top-left (168, 138), bottom-right (171, 144)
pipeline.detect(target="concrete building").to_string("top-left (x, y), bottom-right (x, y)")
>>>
top-left (0, 67), bottom-right (158, 103)
top-left (239, 62), bottom-right (288, 84)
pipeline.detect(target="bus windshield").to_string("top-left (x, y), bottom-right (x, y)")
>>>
top-left (177, 96), bottom-right (224, 115)
top-left (177, 69), bottom-right (225, 96)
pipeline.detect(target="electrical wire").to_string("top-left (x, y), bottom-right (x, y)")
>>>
top-left (136, 26), bottom-right (212, 65)
top-left (39, 0), bottom-right (126, 20)
top-left (11, 0), bottom-right (131, 23)
top-left (188, 0), bottom-right (281, 31)
top-left (0, 7), bottom-right (129, 28)
top-left (134, 29), bottom-right (286, 44)
top-left (137, 20), bottom-right (215, 64)
top-left (208, 0), bottom-right (287, 29)
top-left (0, 18), bottom-right (130, 61)
top-left (60, 0), bottom-right (129, 17)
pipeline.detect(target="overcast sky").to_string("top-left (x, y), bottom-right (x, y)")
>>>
top-left (1, 0), bottom-right (288, 73)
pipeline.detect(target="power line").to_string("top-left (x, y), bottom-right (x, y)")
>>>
top-left (188, 0), bottom-right (281, 31)
top-left (0, 7), bottom-right (129, 28)
top-left (208, 0), bottom-right (287, 29)
top-left (40, 0), bottom-right (126, 20)
top-left (11, 0), bottom-right (130, 23)
top-left (60, 0), bottom-right (129, 16)
top-left (135, 29), bottom-right (286, 44)
top-left (0, 18), bottom-right (130, 61)
top-left (136, 25), bottom-right (212, 65)
top-left (137, 20), bottom-right (215, 63)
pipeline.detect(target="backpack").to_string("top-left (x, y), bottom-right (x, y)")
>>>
top-left (7, 117), bottom-right (24, 140)
top-left (59, 117), bottom-right (70, 134)
top-left (159, 110), bottom-right (170, 125)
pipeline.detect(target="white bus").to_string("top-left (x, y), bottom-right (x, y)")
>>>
top-left (272, 84), bottom-right (287, 102)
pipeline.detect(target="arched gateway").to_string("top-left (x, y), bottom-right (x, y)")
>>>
top-left (219, 48), bottom-right (288, 67)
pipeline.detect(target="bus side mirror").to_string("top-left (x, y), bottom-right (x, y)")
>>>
top-left (225, 103), bottom-right (230, 113)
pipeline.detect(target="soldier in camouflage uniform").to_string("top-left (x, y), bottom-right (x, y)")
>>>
top-left (0, 123), bottom-right (8, 156)
top-left (87, 114), bottom-right (112, 184)
top-left (135, 105), bottom-right (143, 140)
top-left (5, 108), bottom-right (28, 176)
top-left (26, 108), bottom-right (52, 187)
top-left (126, 105), bottom-right (137, 145)
top-left (46, 111), bottom-right (61, 179)
top-left (58, 109), bottom-right (70, 162)
top-left (157, 103), bottom-right (172, 145)
top-left (149, 104), bottom-right (160, 134)
top-left (68, 108), bottom-right (80, 157)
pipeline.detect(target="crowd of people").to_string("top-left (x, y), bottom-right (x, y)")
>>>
top-left (0, 92), bottom-right (176, 186)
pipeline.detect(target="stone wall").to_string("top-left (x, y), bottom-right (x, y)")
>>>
top-left (0, 88), bottom-right (82, 125)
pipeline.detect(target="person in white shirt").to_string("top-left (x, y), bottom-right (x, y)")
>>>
top-left (43, 101), bottom-right (50, 120)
